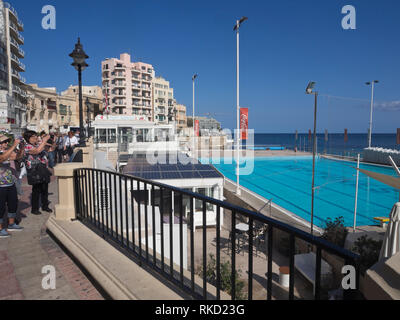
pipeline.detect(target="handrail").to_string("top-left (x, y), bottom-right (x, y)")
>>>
top-left (75, 168), bottom-right (360, 262)
top-left (74, 168), bottom-right (360, 300)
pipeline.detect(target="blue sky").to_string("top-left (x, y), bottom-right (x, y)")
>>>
top-left (12, 0), bottom-right (400, 133)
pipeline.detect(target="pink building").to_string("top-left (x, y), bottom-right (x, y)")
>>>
top-left (102, 53), bottom-right (154, 120)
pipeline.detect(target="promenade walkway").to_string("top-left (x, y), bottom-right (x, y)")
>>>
top-left (0, 175), bottom-right (104, 300)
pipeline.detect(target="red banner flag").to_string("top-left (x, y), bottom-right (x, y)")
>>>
top-left (344, 129), bottom-right (348, 142)
top-left (240, 108), bottom-right (249, 140)
top-left (397, 128), bottom-right (400, 145)
top-left (194, 120), bottom-right (200, 137)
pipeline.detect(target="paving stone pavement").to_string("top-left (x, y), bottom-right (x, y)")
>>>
top-left (0, 174), bottom-right (105, 300)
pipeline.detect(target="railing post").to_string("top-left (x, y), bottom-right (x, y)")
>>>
top-left (54, 163), bottom-right (86, 221)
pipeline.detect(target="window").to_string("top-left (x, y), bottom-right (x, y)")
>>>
top-left (96, 129), bottom-right (107, 143)
top-left (195, 188), bottom-right (214, 212)
top-left (118, 127), bottom-right (133, 143)
top-left (108, 129), bottom-right (116, 143)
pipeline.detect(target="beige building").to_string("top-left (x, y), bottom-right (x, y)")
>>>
top-left (59, 85), bottom-right (103, 133)
top-left (25, 84), bottom-right (103, 133)
top-left (25, 84), bottom-right (58, 133)
top-left (175, 103), bottom-right (187, 132)
top-left (152, 76), bottom-right (175, 124)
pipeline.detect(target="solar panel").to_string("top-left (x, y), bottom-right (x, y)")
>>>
top-left (160, 164), bottom-right (178, 172)
top-left (199, 171), bottom-right (221, 178)
top-left (180, 171), bottom-right (201, 179)
top-left (197, 164), bottom-right (214, 171)
top-left (122, 154), bottom-right (221, 181)
top-left (143, 172), bottom-right (162, 180)
top-left (161, 172), bottom-right (181, 179)
top-left (178, 164), bottom-right (196, 171)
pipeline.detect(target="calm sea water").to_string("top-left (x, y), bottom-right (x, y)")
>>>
top-left (247, 133), bottom-right (399, 157)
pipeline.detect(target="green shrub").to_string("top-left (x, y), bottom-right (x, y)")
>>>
top-left (352, 235), bottom-right (383, 275)
top-left (321, 216), bottom-right (348, 247)
top-left (196, 254), bottom-right (247, 300)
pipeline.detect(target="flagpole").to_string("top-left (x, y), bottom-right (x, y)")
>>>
top-left (353, 154), bottom-right (360, 232)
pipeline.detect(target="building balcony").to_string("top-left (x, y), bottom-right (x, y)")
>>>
top-left (114, 72), bottom-right (126, 79)
top-left (17, 18), bottom-right (23, 31)
top-left (142, 87), bottom-right (151, 91)
top-left (113, 82), bottom-right (126, 88)
top-left (9, 37), bottom-right (24, 58)
top-left (11, 70), bottom-right (25, 83)
top-left (4, 2), bottom-right (19, 22)
top-left (141, 77), bottom-right (151, 83)
top-left (9, 23), bottom-right (24, 44)
top-left (142, 95), bottom-right (151, 100)
top-left (11, 55), bottom-right (25, 72)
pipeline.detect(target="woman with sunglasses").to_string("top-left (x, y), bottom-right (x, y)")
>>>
top-left (0, 135), bottom-right (24, 238)
top-left (23, 131), bottom-right (52, 216)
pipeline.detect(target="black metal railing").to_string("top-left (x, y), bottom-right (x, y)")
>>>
top-left (74, 168), bottom-right (360, 300)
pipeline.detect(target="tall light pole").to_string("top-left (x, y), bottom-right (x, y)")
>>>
top-left (306, 81), bottom-right (317, 235)
top-left (69, 38), bottom-right (89, 147)
top-left (192, 74), bottom-right (198, 156)
top-left (366, 80), bottom-right (379, 148)
top-left (233, 16), bottom-right (247, 196)
top-left (85, 97), bottom-right (91, 138)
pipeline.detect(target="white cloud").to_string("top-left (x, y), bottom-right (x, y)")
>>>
top-left (374, 100), bottom-right (400, 112)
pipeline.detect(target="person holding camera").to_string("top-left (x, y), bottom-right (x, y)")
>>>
top-left (55, 132), bottom-right (65, 164)
top-left (0, 135), bottom-right (24, 238)
top-left (64, 131), bottom-right (78, 162)
top-left (46, 132), bottom-right (57, 168)
top-left (23, 131), bottom-right (53, 216)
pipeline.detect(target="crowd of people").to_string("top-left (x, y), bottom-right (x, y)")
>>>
top-left (0, 129), bottom-right (81, 238)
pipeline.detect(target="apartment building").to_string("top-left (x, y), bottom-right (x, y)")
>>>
top-left (153, 76), bottom-right (176, 124)
top-left (26, 84), bottom-right (58, 133)
top-left (0, 1), bottom-right (26, 134)
top-left (60, 85), bottom-right (103, 132)
top-left (175, 103), bottom-right (187, 132)
top-left (25, 84), bottom-right (103, 133)
top-left (102, 53), bottom-right (153, 121)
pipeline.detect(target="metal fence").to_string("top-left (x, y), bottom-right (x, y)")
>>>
top-left (74, 168), bottom-right (360, 300)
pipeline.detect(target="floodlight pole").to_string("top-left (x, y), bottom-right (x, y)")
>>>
top-left (367, 80), bottom-right (378, 148)
top-left (310, 91), bottom-right (318, 236)
top-left (193, 77), bottom-right (195, 156)
top-left (236, 19), bottom-right (241, 195)
top-left (353, 154), bottom-right (360, 232)
top-left (368, 81), bottom-right (374, 148)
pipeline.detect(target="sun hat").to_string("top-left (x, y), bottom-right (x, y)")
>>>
top-left (0, 134), bottom-right (10, 143)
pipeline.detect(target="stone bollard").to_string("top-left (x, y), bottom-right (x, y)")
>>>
top-left (54, 163), bottom-right (86, 221)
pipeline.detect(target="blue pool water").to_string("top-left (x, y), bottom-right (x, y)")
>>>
top-left (201, 156), bottom-right (399, 228)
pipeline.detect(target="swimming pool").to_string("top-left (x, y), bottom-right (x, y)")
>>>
top-left (200, 156), bottom-right (399, 228)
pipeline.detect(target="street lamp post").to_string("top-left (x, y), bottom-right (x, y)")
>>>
top-left (85, 97), bottom-right (91, 138)
top-left (192, 74), bottom-right (198, 156)
top-left (306, 81), bottom-right (318, 235)
top-left (69, 38), bottom-right (89, 147)
top-left (233, 16), bottom-right (247, 196)
top-left (366, 80), bottom-right (379, 148)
